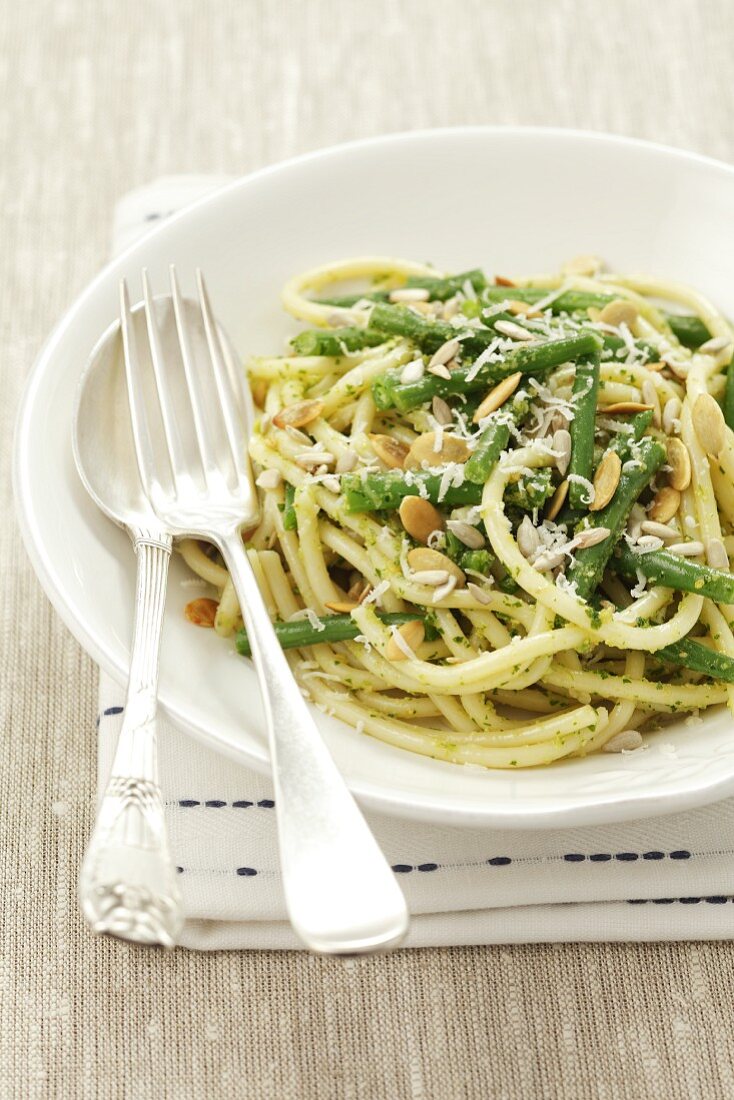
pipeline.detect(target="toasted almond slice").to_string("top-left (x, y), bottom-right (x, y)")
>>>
top-left (404, 432), bottom-right (471, 469)
top-left (692, 393), bottom-right (726, 456)
top-left (407, 547), bottom-right (465, 585)
top-left (598, 401), bottom-right (654, 415)
top-left (648, 486), bottom-right (681, 523)
top-left (347, 579), bottom-right (370, 602)
top-left (598, 299), bottom-right (639, 328)
top-left (494, 275), bottom-right (515, 287)
top-left (386, 620), bottom-right (425, 661)
top-left (185, 597), bottom-right (218, 628)
top-left (273, 398), bottom-right (324, 430)
top-left (494, 319), bottom-right (536, 342)
top-left (706, 537), bottom-right (729, 570)
top-left (446, 519), bottom-right (485, 549)
top-left (590, 451), bottom-right (622, 512)
top-left (399, 496), bottom-right (444, 544)
top-left (646, 361), bottom-right (665, 372)
top-left (562, 254), bottom-right (604, 277)
top-left (545, 479), bottom-right (569, 521)
top-left (667, 437), bottom-right (692, 492)
top-left (472, 371), bottom-right (522, 423)
top-left (324, 600), bottom-right (359, 613)
top-left (369, 433), bottom-right (409, 469)
top-left (602, 729), bottom-right (643, 753)
top-left (506, 299), bottom-right (542, 318)
top-left (251, 379), bottom-right (268, 408)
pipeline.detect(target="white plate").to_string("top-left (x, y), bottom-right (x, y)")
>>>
top-left (14, 127), bottom-right (734, 828)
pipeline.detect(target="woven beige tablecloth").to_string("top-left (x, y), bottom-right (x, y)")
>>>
top-left (5, 1), bottom-right (734, 1096)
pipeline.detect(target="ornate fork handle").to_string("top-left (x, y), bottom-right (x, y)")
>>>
top-left (79, 532), bottom-right (183, 947)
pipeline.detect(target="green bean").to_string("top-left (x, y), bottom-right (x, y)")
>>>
top-left (236, 611), bottom-right (435, 657)
top-left (666, 314), bottom-right (711, 349)
top-left (464, 395), bottom-right (529, 485)
top-left (342, 470), bottom-right (482, 513)
top-left (458, 549), bottom-right (494, 575)
top-left (654, 638), bottom-right (734, 683)
top-left (314, 270), bottom-right (486, 309)
top-left (281, 483), bottom-right (297, 531)
top-left (482, 287), bottom-right (612, 313)
top-left (290, 327), bottom-right (385, 356)
top-left (372, 322), bottom-right (603, 412)
top-left (504, 468), bottom-right (554, 511)
top-left (606, 410), bottom-right (654, 461)
top-left (564, 438), bottom-right (666, 600)
top-left (724, 356), bottom-right (734, 432)
top-left (404, 269), bottom-right (487, 300)
top-left (612, 542), bottom-right (734, 603)
top-left (601, 333), bottom-right (660, 361)
top-left (567, 353), bottom-right (601, 509)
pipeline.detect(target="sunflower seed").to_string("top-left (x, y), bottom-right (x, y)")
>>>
top-left (446, 519), bottom-right (486, 549)
top-left (706, 537), bottom-right (729, 570)
top-left (517, 515), bottom-right (540, 559)
top-left (602, 729), bottom-right (643, 753)
top-left (400, 358), bottom-right (425, 384)
top-left (553, 428), bottom-right (572, 476)
top-left (467, 582), bottom-right (493, 605)
top-left (573, 526), bottom-right (611, 549)
top-left (667, 541), bottom-right (705, 557)
top-left (641, 379), bottom-right (662, 428)
top-left (336, 450), bottom-right (358, 473)
top-left (428, 338), bottom-right (460, 368)
top-left (533, 547), bottom-right (568, 572)
top-left (700, 335), bottom-right (732, 355)
top-left (433, 575), bottom-right (458, 603)
top-left (662, 396), bottom-right (681, 436)
top-left (255, 468), bottom-right (282, 490)
top-left (640, 520), bottom-right (678, 541)
top-left (389, 287), bottom-right (430, 303)
top-left (295, 450), bottom-right (336, 469)
top-left (320, 474), bottom-right (341, 493)
top-left (285, 424), bottom-right (313, 445)
top-left (432, 396), bottom-right (454, 426)
top-left (428, 363), bottom-right (452, 380)
top-left (494, 319), bottom-right (536, 342)
top-left (410, 569), bottom-right (452, 586)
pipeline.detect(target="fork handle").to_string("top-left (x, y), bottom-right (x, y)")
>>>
top-left (220, 531), bottom-right (408, 955)
top-left (79, 533), bottom-right (183, 948)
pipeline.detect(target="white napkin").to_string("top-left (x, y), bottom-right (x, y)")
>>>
top-left (98, 177), bottom-right (734, 949)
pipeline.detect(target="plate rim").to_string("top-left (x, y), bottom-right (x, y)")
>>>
top-left (15, 124), bottom-right (734, 828)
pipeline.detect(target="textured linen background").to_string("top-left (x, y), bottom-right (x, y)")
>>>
top-left (4, 1), bottom-right (734, 1096)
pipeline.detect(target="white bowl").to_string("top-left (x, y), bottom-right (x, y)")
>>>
top-left (14, 127), bottom-right (734, 828)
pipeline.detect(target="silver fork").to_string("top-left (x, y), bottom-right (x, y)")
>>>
top-left (119, 268), bottom-right (408, 954)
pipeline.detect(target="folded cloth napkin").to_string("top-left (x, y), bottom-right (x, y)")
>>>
top-left (98, 177), bottom-right (734, 950)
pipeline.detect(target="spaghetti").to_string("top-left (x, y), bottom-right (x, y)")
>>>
top-left (181, 255), bottom-right (734, 768)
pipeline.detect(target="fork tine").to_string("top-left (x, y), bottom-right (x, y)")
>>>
top-left (119, 278), bottom-right (162, 496)
top-left (141, 270), bottom-right (190, 482)
top-left (196, 269), bottom-right (248, 478)
top-left (168, 266), bottom-right (221, 482)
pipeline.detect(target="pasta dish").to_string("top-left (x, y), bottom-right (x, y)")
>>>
top-left (180, 255), bottom-right (734, 769)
